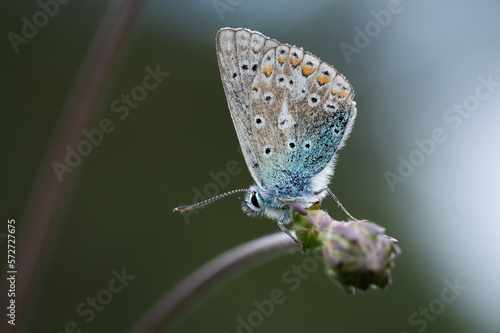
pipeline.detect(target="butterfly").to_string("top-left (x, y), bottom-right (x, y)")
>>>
top-left (174, 28), bottom-right (358, 243)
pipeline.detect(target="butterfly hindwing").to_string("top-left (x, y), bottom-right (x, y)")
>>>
top-left (248, 43), bottom-right (356, 198)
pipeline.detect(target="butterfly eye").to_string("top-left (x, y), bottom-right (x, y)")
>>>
top-left (251, 192), bottom-right (260, 208)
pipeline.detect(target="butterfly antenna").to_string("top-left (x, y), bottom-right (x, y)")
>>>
top-left (326, 188), bottom-right (359, 221)
top-left (173, 189), bottom-right (249, 213)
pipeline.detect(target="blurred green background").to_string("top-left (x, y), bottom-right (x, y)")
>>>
top-left (1, 0), bottom-right (500, 332)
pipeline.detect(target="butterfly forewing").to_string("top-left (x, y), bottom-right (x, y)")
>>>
top-left (216, 28), bottom-right (278, 187)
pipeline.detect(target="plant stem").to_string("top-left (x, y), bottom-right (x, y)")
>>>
top-left (0, 1), bottom-right (148, 332)
top-left (129, 233), bottom-right (297, 333)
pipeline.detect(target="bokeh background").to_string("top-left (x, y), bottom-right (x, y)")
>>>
top-left (2, 0), bottom-right (500, 332)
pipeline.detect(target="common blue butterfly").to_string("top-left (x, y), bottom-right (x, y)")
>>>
top-left (175, 28), bottom-right (358, 243)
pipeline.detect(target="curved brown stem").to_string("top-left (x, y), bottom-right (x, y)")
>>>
top-left (129, 233), bottom-right (297, 333)
top-left (0, 1), bottom-right (149, 332)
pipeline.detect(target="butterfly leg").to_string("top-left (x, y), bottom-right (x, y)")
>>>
top-left (278, 211), bottom-right (299, 245)
top-left (313, 188), bottom-right (359, 221)
top-left (326, 188), bottom-right (359, 221)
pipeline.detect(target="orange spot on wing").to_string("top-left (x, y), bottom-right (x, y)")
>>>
top-left (262, 65), bottom-right (273, 77)
top-left (331, 89), bottom-right (339, 95)
top-left (290, 57), bottom-right (301, 67)
top-left (278, 56), bottom-right (286, 64)
top-left (252, 82), bottom-right (258, 91)
top-left (338, 90), bottom-right (349, 98)
top-left (302, 65), bottom-right (315, 76)
top-left (317, 75), bottom-right (331, 85)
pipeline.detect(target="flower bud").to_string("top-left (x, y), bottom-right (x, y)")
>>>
top-left (322, 221), bottom-right (401, 294)
top-left (292, 204), bottom-right (332, 252)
